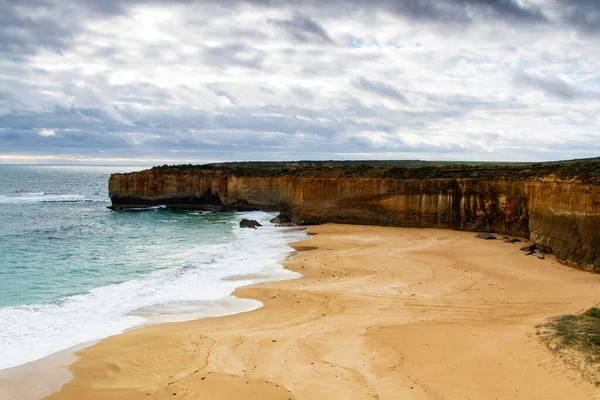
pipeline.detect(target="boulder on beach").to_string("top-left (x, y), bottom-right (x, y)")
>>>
top-left (520, 244), bottom-right (537, 252)
top-left (239, 219), bottom-right (262, 229)
top-left (475, 233), bottom-right (497, 240)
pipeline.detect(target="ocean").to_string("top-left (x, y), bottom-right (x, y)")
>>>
top-left (0, 165), bottom-right (305, 370)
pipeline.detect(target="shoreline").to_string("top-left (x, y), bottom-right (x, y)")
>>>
top-left (0, 225), bottom-right (307, 400)
top-left (25, 224), bottom-right (600, 398)
top-left (0, 296), bottom-right (268, 400)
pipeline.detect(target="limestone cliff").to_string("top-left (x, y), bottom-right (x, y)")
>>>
top-left (109, 160), bottom-right (600, 272)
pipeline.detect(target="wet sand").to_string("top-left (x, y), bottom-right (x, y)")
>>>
top-left (45, 224), bottom-right (600, 399)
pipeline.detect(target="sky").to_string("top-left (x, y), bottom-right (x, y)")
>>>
top-left (1, 0), bottom-right (599, 164)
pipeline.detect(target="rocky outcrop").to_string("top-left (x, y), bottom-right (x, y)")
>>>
top-left (109, 160), bottom-right (600, 272)
top-left (240, 219), bottom-right (262, 229)
top-left (476, 233), bottom-right (497, 240)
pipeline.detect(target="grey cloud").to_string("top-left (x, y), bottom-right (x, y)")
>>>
top-left (117, 106), bottom-right (211, 131)
top-left (0, 0), bottom-right (595, 67)
top-left (458, 0), bottom-right (545, 22)
top-left (291, 87), bottom-right (314, 101)
top-left (513, 71), bottom-right (589, 100)
top-left (0, 1), bottom-right (75, 59)
top-left (0, 107), bottom-right (129, 131)
top-left (214, 111), bottom-right (344, 137)
top-left (425, 93), bottom-right (526, 111)
top-left (5, 0), bottom-right (548, 30)
top-left (202, 44), bottom-right (264, 70)
top-left (255, 0), bottom-right (546, 24)
top-left (343, 98), bottom-right (380, 119)
top-left (110, 83), bottom-right (175, 106)
top-left (260, 87), bottom-right (275, 95)
top-left (251, 0), bottom-right (600, 35)
top-left (269, 13), bottom-right (335, 44)
top-left (1, 0), bottom-right (599, 163)
top-left (354, 78), bottom-right (408, 104)
top-left (212, 90), bottom-right (238, 105)
top-left (0, 128), bottom-right (130, 151)
top-left (52, 0), bottom-right (193, 16)
top-left (558, 0), bottom-right (600, 33)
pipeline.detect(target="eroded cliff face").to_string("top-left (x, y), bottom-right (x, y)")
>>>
top-left (526, 180), bottom-right (600, 271)
top-left (109, 169), bottom-right (600, 272)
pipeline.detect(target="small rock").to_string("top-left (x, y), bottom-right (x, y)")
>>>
top-left (504, 238), bottom-right (516, 244)
top-left (535, 252), bottom-right (545, 260)
top-left (239, 219), bottom-right (262, 229)
top-left (520, 244), bottom-right (537, 252)
top-left (475, 233), bottom-right (497, 240)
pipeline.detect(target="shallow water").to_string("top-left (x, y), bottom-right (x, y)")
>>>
top-left (0, 165), bottom-right (305, 370)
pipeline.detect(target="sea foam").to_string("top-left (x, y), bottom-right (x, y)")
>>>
top-left (0, 211), bottom-right (305, 370)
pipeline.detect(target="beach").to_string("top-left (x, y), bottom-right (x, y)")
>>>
top-left (44, 224), bottom-right (600, 399)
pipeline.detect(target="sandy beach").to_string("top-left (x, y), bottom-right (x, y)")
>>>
top-left (41, 224), bottom-right (600, 399)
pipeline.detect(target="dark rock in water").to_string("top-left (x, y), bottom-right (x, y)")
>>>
top-left (239, 219), bottom-right (262, 229)
top-left (535, 252), bottom-right (545, 260)
top-left (520, 244), bottom-right (537, 252)
top-left (270, 214), bottom-right (290, 224)
top-left (475, 233), bottom-right (497, 240)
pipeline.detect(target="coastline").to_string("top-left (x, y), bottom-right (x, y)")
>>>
top-left (40, 224), bottom-right (600, 398)
top-left (0, 222), bottom-right (305, 400)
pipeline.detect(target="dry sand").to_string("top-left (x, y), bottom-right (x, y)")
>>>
top-left (44, 224), bottom-right (600, 399)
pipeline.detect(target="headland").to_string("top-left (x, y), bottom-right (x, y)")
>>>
top-left (109, 158), bottom-right (600, 271)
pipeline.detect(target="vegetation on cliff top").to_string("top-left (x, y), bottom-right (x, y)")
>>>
top-left (122, 157), bottom-right (600, 182)
top-left (537, 307), bottom-right (600, 384)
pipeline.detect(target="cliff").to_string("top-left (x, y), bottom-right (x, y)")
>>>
top-left (109, 159), bottom-right (600, 272)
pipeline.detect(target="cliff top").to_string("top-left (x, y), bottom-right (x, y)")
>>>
top-left (117, 157), bottom-right (600, 183)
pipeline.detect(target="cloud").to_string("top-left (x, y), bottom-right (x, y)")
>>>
top-left (269, 13), bottom-right (335, 44)
top-left (513, 71), bottom-right (595, 100)
top-left (38, 129), bottom-right (56, 137)
top-left (558, 0), bottom-right (600, 34)
top-left (1, 0), bottom-right (600, 164)
top-left (202, 44), bottom-right (265, 70)
top-left (0, 1), bottom-right (75, 59)
top-left (354, 78), bottom-right (409, 104)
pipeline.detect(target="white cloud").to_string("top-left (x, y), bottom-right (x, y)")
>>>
top-left (38, 129), bottom-right (56, 137)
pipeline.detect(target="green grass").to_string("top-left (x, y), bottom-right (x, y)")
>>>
top-left (538, 307), bottom-right (600, 383)
top-left (116, 157), bottom-right (600, 183)
top-left (584, 308), bottom-right (600, 319)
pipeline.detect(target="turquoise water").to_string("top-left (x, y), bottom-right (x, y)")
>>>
top-left (0, 165), bottom-right (304, 370)
top-left (0, 165), bottom-right (230, 306)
